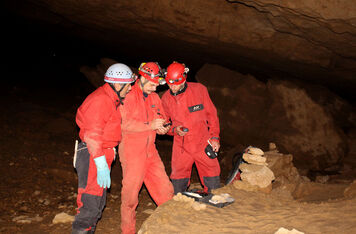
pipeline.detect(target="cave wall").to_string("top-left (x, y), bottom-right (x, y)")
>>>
top-left (196, 63), bottom-right (352, 171)
top-left (5, 0), bottom-right (356, 98)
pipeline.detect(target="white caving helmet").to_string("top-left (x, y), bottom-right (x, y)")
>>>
top-left (104, 63), bottom-right (137, 84)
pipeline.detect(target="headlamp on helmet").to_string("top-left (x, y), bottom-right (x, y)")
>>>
top-left (138, 62), bottom-right (166, 85)
top-left (165, 62), bottom-right (189, 85)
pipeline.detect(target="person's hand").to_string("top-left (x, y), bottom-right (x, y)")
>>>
top-left (94, 156), bottom-right (111, 188)
top-left (150, 118), bottom-right (165, 130)
top-left (175, 125), bottom-right (188, 137)
top-left (210, 140), bottom-right (220, 152)
top-left (157, 125), bottom-right (170, 135)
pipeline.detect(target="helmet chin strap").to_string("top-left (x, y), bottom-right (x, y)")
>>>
top-left (109, 83), bottom-right (127, 105)
top-left (170, 82), bottom-right (187, 96)
top-left (138, 77), bottom-right (150, 97)
top-left (139, 77), bottom-right (149, 88)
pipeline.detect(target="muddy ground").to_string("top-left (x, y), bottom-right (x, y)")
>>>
top-left (1, 72), bottom-right (355, 234)
top-left (0, 77), bottom-right (210, 234)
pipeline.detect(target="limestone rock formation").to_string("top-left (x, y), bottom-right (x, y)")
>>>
top-left (196, 63), bottom-right (349, 171)
top-left (240, 163), bottom-right (275, 188)
top-left (5, 0), bottom-right (356, 96)
top-left (242, 153), bottom-right (267, 166)
top-left (265, 151), bottom-right (301, 184)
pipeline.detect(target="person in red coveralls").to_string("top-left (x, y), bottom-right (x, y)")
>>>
top-left (72, 63), bottom-right (136, 234)
top-left (118, 62), bottom-right (174, 234)
top-left (161, 61), bottom-right (221, 194)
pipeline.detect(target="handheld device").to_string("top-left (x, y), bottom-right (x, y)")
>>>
top-left (205, 139), bottom-right (218, 159)
top-left (181, 127), bottom-right (189, 132)
top-left (163, 122), bottom-right (172, 128)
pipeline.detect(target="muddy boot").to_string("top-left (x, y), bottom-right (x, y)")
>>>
top-left (88, 226), bottom-right (96, 234)
top-left (203, 176), bottom-right (220, 192)
top-left (71, 229), bottom-right (89, 234)
top-left (171, 178), bottom-right (189, 194)
top-left (71, 226), bottom-right (95, 234)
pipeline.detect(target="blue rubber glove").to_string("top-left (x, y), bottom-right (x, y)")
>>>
top-left (94, 156), bottom-right (111, 189)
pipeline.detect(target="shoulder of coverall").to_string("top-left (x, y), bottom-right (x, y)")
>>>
top-left (123, 80), bottom-right (142, 102)
top-left (187, 81), bottom-right (207, 91)
top-left (77, 85), bottom-right (115, 115)
top-left (102, 83), bottom-right (121, 104)
top-left (161, 89), bottom-right (170, 100)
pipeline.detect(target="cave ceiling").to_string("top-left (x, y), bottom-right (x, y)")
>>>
top-left (5, 0), bottom-right (356, 100)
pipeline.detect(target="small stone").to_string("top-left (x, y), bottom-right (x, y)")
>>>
top-left (32, 215), bottom-right (43, 222)
top-left (12, 215), bottom-right (31, 224)
top-left (58, 204), bottom-right (67, 209)
top-left (246, 146), bottom-right (264, 156)
top-left (243, 153), bottom-right (267, 165)
top-left (12, 215), bottom-right (43, 224)
top-left (52, 212), bottom-right (75, 224)
top-left (269, 142), bottom-right (277, 151)
top-left (315, 175), bottom-right (329, 184)
top-left (240, 164), bottom-right (275, 188)
top-left (142, 209), bottom-right (155, 215)
top-left (19, 206), bottom-right (28, 212)
top-left (110, 194), bottom-right (119, 199)
top-left (68, 193), bottom-right (77, 200)
top-left (33, 191), bottom-right (41, 196)
top-left (43, 199), bottom-right (50, 206)
top-left (275, 227), bottom-right (304, 234)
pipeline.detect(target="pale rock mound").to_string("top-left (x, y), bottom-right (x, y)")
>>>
top-left (237, 147), bottom-right (275, 191)
top-left (172, 193), bottom-right (206, 211)
top-left (240, 163), bottom-right (275, 189)
top-left (275, 227), bottom-right (304, 234)
top-left (52, 212), bottom-right (75, 224)
top-left (242, 153), bottom-right (267, 166)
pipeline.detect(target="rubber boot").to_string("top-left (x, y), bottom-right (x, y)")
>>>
top-left (71, 229), bottom-right (89, 234)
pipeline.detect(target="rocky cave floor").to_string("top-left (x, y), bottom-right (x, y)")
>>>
top-left (1, 80), bottom-right (356, 234)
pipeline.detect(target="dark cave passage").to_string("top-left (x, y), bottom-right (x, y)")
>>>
top-left (2, 2), bottom-right (356, 233)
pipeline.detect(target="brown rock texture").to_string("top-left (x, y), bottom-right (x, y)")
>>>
top-left (5, 0), bottom-right (356, 95)
top-left (344, 180), bottom-right (356, 198)
top-left (240, 163), bottom-right (275, 188)
top-left (197, 63), bottom-right (349, 171)
top-left (265, 150), bottom-right (301, 183)
top-left (267, 79), bottom-right (348, 170)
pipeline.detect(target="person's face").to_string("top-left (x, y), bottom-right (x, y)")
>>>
top-left (114, 83), bottom-right (132, 98)
top-left (168, 81), bottom-right (185, 94)
top-left (142, 79), bottom-right (159, 94)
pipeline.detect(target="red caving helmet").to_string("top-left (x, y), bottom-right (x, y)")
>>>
top-left (165, 62), bottom-right (189, 85)
top-left (138, 62), bottom-right (166, 85)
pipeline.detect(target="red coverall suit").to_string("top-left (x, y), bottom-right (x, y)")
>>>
top-left (161, 82), bottom-right (221, 194)
top-left (119, 81), bottom-right (174, 234)
top-left (73, 83), bottom-right (121, 231)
